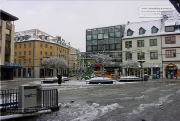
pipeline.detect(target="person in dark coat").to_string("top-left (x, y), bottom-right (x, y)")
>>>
top-left (57, 74), bottom-right (62, 85)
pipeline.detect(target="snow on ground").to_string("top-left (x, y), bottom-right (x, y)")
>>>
top-left (48, 102), bottom-right (124, 121)
top-left (129, 94), bottom-right (174, 116)
top-left (141, 87), bottom-right (159, 93)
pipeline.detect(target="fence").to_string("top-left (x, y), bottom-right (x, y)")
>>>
top-left (0, 88), bottom-right (59, 116)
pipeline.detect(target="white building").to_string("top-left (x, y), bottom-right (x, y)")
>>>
top-left (122, 20), bottom-right (163, 78)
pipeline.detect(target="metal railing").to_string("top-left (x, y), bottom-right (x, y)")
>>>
top-left (0, 88), bottom-right (59, 116)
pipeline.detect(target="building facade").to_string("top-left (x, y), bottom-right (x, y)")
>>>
top-left (122, 20), bottom-right (163, 78)
top-left (14, 29), bottom-right (69, 78)
top-left (86, 25), bottom-right (125, 75)
top-left (0, 10), bottom-right (19, 80)
top-left (161, 10), bottom-right (180, 78)
top-left (67, 44), bottom-right (79, 76)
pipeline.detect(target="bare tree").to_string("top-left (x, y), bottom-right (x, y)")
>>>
top-left (91, 53), bottom-right (113, 77)
top-left (41, 57), bottom-right (68, 77)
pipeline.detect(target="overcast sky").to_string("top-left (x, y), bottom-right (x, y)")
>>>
top-left (1, 0), bottom-right (173, 52)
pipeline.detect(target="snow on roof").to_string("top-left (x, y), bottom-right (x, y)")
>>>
top-left (164, 19), bottom-right (180, 26)
top-left (123, 20), bottom-right (162, 39)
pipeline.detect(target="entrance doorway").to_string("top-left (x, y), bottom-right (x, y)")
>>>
top-left (165, 64), bottom-right (177, 79)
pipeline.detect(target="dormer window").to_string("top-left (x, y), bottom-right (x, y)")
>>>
top-left (165, 26), bottom-right (175, 32)
top-left (151, 26), bottom-right (158, 33)
top-left (20, 36), bottom-right (24, 41)
top-left (25, 35), bottom-right (30, 40)
top-left (139, 27), bottom-right (145, 35)
top-left (127, 29), bottom-right (133, 36)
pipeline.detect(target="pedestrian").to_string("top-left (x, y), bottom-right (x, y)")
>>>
top-left (57, 74), bottom-right (62, 85)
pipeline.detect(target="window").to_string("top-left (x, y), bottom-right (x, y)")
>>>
top-left (165, 50), bottom-right (176, 58)
top-left (137, 52), bottom-right (145, 60)
top-left (24, 59), bottom-right (26, 64)
top-left (14, 59), bottom-right (16, 63)
top-left (20, 36), bottom-right (24, 41)
top-left (127, 29), bottom-right (133, 36)
top-left (151, 26), bottom-right (158, 33)
top-left (109, 33), bottom-right (115, 38)
top-left (40, 44), bottom-right (43, 47)
top-left (139, 28), bottom-right (145, 35)
top-left (109, 44), bottom-right (115, 50)
top-left (98, 34), bottom-right (103, 40)
top-left (115, 32), bottom-right (121, 37)
top-left (150, 51), bottom-right (158, 59)
top-left (125, 41), bottom-right (132, 48)
top-left (15, 45), bottom-right (17, 49)
top-left (115, 44), bottom-right (121, 50)
top-left (150, 39), bottom-right (157, 46)
top-left (40, 51), bottom-right (42, 55)
top-left (14, 52), bottom-right (17, 56)
top-left (165, 26), bottom-right (175, 32)
top-left (45, 52), bottom-right (47, 56)
top-left (109, 27), bottom-right (114, 32)
top-left (104, 33), bottom-right (108, 39)
top-left (87, 35), bottom-right (92, 40)
top-left (24, 44), bottom-right (26, 48)
top-left (50, 45), bottom-right (52, 49)
top-left (25, 35), bottom-right (29, 40)
top-left (19, 44), bottom-right (21, 48)
top-left (126, 52), bottom-right (132, 60)
top-left (137, 40), bottom-right (144, 47)
top-left (92, 29), bottom-right (97, 34)
top-left (87, 46), bottom-right (92, 51)
top-left (45, 44), bottom-right (48, 48)
top-left (50, 52), bottom-right (52, 56)
top-left (24, 51), bottom-right (26, 55)
top-left (19, 52), bottom-right (21, 56)
top-left (29, 51), bottom-right (31, 55)
top-left (98, 28), bottom-right (103, 34)
top-left (19, 59), bottom-right (21, 64)
top-left (29, 43), bottom-right (31, 47)
top-left (29, 58), bottom-right (31, 63)
top-left (92, 35), bottom-right (97, 40)
top-left (165, 36), bottom-right (176, 44)
top-left (92, 45), bottom-right (97, 51)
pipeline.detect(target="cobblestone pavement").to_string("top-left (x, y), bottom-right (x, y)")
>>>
top-left (1, 78), bottom-right (180, 121)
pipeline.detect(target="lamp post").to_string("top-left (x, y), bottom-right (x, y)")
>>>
top-left (137, 50), bottom-right (145, 81)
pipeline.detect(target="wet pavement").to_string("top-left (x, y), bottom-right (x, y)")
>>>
top-left (1, 78), bottom-right (180, 121)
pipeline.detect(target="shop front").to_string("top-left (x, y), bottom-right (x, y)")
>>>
top-left (165, 63), bottom-right (178, 79)
top-left (0, 62), bottom-right (22, 81)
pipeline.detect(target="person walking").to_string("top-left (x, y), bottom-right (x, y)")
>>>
top-left (57, 74), bottom-right (62, 85)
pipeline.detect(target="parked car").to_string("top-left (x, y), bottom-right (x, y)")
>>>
top-left (62, 76), bottom-right (70, 81)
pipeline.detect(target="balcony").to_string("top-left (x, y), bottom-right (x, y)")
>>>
top-left (5, 48), bottom-right (11, 55)
top-left (6, 22), bottom-right (12, 30)
top-left (6, 34), bottom-right (11, 41)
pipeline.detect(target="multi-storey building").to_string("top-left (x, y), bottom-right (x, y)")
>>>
top-left (122, 20), bottom-right (163, 78)
top-left (14, 29), bottom-right (69, 78)
top-left (161, 10), bottom-right (180, 78)
top-left (122, 10), bottom-right (180, 79)
top-left (67, 44), bottom-right (79, 76)
top-left (0, 10), bottom-right (19, 80)
top-left (86, 25), bottom-right (125, 75)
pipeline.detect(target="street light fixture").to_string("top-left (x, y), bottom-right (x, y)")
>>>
top-left (137, 50), bottom-right (145, 81)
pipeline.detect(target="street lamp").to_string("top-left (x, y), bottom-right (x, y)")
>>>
top-left (137, 50), bottom-right (145, 81)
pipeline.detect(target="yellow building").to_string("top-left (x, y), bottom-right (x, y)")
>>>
top-left (0, 10), bottom-right (19, 80)
top-left (14, 29), bottom-right (69, 78)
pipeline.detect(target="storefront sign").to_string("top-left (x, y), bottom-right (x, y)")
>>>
top-left (4, 62), bottom-right (22, 67)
